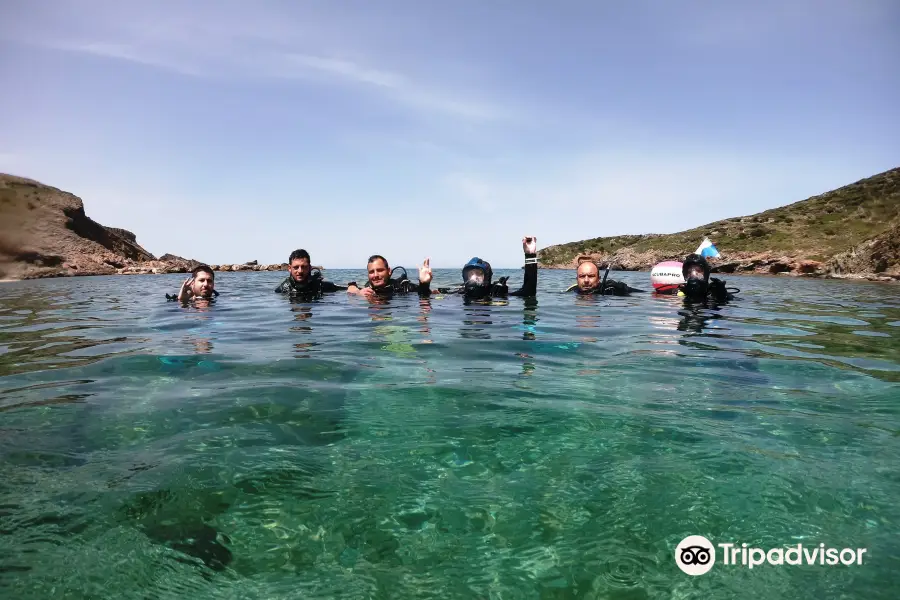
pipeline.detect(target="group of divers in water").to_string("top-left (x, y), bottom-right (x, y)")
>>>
top-left (154, 237), bottom-right (739, 571)
top-left (165, 236), bottom-right (740, 306)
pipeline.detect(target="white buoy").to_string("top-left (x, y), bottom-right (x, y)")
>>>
top-left (650, 261), bottom-right (684, 293)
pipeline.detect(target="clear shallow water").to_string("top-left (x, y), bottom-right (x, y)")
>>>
top-left (1, 269), bottom-right (898, 599)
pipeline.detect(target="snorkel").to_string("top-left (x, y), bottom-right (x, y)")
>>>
top-left (600, 262), bottom-right (612, 295)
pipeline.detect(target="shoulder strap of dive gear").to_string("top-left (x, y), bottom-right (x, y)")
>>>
top-left (309, 270), bottom-right (324, 292)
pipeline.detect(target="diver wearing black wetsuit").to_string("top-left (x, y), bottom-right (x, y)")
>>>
top-left (275, 249), bottom-right (348, 299)
top-left (678, 253), bottom-right (738, 303)
top-left (347, 255), bottom-right (432, 298)
top-left (433, 236), bottom-right (538, 300)
top-left (565, 260), bottom-right (644, 296)
top-left (275, 271), bottom-right (347, 297)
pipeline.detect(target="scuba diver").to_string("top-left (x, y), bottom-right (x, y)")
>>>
top-left (275, 249), bottom-right (348, 298)
top-left (166, 264), bottom-right (219, 303)
top-left (564, 259), bottom-right (645, 295)
top-left (677, 253), bottom-right (739, 303)
top-left (346, 254), bottom-right (432, 298)
top-left (434, 236), bottom-right (538, 300)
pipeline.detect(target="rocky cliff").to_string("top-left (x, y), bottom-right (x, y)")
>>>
top-left (827, 222), bottom-right (900, 279)
top-left (0, 174), bottom-right (156, 279)
top-left (0, 173), bottom-right (296, 279)
top-left (539, 167), bottom-right (900, 281)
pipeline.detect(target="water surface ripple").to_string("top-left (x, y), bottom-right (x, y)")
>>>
top-left (1, 270), bottom-right (898, 599)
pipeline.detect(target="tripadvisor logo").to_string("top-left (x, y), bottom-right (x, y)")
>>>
top-left (675, 536), bottom-right (716, 575)
top-left (675, 535), bottom-right (868, 576)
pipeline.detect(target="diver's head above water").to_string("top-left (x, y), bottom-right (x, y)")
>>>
top-left (576, 260), bottom-right (601, 292)
top-left (172, 264), bottom-right (216, 303)
top-left (367, 255), bottom-right (391, 289)
top-left (288, 249), bottom-right (312, 284)
top-left (462, 257), bottom-right (493, 298)
top-left (681, 253), bottom-right (711, 298)
top-left (191, 265), bottom-right (216, 297)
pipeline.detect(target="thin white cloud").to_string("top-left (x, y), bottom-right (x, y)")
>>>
top-left (1, 3), bottom-right (509, 122)
top-left (44, 41), bottom-right (210, 77)
top-left (278, 53), bottom-right (504, 121)
top-left (287, 55), bottom-right (405, 89)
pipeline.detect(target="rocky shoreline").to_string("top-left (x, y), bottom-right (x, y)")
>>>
top-left (538, 263), bottom-right (898, 283)
top-left (13, 258), bottom-right (325, 279)
top-left (538, 232), bottom-right (900, 284)
top-left (116, 258), bottom-right (292, 276)
top-left (2, 171), bottom-right (897, 283)
top-left (0, 174), bottom-right (310, 281)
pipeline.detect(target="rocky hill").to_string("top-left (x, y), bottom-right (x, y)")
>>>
top-left (3, 169), bottom-right (898, 281)
top-left (0, 174), bottom-right (292, 279)
top-left (0, 174), bottom-right (157, 279)
top-left (539, 167), bottom-right (900, 280)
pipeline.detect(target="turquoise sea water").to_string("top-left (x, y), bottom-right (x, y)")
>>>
top-left (1, 269), bottom-right (898, 599)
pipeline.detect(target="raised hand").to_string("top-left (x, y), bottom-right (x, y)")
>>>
top-left (418, 257), bottom-right (432, 285)
top-left (178, 277), bottom-right (195, 302)
top-left (523, 236), bottom-right (537, 254)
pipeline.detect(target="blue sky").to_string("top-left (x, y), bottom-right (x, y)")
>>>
top-left (1, 0), bottom-right (897, 268)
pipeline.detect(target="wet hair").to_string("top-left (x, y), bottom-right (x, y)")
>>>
top-left (367, 254), bottom-right (389, 269)
top-left (192, 264), bottom-right (214, 280)
top-left (289, 249), bottom-right (311, 264)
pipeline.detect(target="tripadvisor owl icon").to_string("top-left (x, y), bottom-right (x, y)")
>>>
top-left (675, 535), bottom-right (715, 576)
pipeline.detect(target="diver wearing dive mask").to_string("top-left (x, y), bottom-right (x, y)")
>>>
top-left (436, 236), bottom-right (538, 299)
top-left (678, 253), bottom-right (736, 303)
top-left (462, 259), bottom-right (493, 297)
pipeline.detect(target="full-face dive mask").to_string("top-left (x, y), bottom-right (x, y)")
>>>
top-left (681, 253), bottom-right (711, 299)
top-left (462, 257), bottom-right (493, 297)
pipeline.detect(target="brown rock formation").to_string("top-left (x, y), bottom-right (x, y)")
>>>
top-left (0, 174), bottom-right (323, 280)
top-left (827, 223), bottom-right (900, 279)
top-left (0, 174), bottom-right (155, 279)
